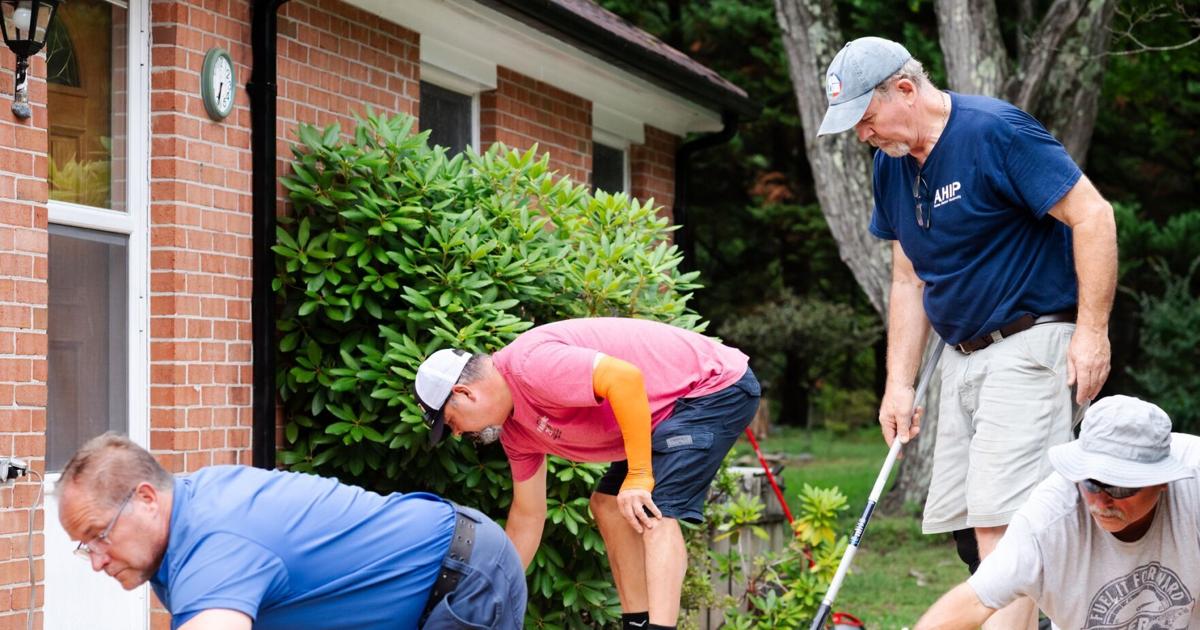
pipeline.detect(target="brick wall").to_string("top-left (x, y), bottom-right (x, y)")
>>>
top-left (276, 0), bottom-right (420, 143)
top-left (147, 0), bottom-right (419, 476)
top-left (630, 124), bottom-right (679, 221)
top-left (148, 0), bottom-right (255, 476)
top-left (0, 53), bottom-right (48, 629)
top-left (480, 66), bottom-right (592, 184)
top-left (145, 0), bottom-right (418, 626)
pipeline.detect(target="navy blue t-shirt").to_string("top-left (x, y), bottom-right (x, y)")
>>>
top-left (869, 92), bottom-right (1081, 345)
top-left (150, 466), bottom-right (455, 630)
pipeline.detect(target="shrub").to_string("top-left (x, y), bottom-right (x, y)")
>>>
top-left (718, 291), bottom-right (882, 427)
top-left (1125, 258), bottom-right (1200, 432)
top-left (1114, 202), bottom-right (1200, 432)
top-left (273, 110), bottom-right (703, 627)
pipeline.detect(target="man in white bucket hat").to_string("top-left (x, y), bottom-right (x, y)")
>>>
top-left (915, 395), bottom-right (1200, 629)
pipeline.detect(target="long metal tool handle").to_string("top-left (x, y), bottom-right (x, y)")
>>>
top-left (809, 340), bottom-right (945, 630)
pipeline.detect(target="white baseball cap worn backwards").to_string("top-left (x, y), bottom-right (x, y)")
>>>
top-left (414, 349), bottom-right (471, 445)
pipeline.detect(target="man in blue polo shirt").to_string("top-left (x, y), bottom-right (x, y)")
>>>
top-left (56, 433), bottom-right (525, 629)
top-left (817, 37), bottom-right (1117, 629)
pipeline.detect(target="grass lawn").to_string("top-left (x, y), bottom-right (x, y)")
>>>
top-left (730, 426), bottom-right (968, 628)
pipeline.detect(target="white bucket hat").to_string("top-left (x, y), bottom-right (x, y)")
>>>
top-left (1048, 395), bottom-right (1194, 487)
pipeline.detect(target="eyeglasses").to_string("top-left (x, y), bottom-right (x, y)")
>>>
top-left (1080, 479), bottom-right (1143, 500)
top-left (913, 171), bottom-right (930, 229)
top-left (74, 489), bottom-right (135, 560)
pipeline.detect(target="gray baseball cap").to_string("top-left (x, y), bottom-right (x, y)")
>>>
top-left (817, 37), bottom-right (912, 137)
top-left (1048, 395), bottom-right (1195, 487)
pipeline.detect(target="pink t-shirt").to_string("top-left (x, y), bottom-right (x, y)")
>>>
top-left (495, 318), bottom-right (749, 481)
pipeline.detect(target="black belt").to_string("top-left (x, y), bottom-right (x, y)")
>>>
top-left (420, 506), bottom-right (477, 624)
top-left (955, 309), bottom-right (1076, 354)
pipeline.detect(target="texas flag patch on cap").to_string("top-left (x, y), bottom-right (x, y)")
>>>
top-left (827, 73), bottom-right (843, 99)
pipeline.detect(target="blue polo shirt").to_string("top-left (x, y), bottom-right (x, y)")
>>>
top-left (150, 466), bottom-right (455, 630)
top-left (869, 92), bottom-right (1081, 346)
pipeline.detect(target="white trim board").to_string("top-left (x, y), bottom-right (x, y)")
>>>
top-left (345, 0), bottom-right (723, 137)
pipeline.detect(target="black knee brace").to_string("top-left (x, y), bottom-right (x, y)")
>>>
top-left (952, 528), bottom-right (981, 574)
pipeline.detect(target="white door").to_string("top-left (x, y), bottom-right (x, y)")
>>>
top-left (42, 0), bottom-right (149, 628)
top-left (44, 477), bottom-right (148, 630)
top-left (44, 226), bottom-right (147, 630)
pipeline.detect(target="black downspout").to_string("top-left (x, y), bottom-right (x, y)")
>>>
top-left (672, 111), bottom-right (739, 271)
top-left (247, 0), bottom-right (292, 469)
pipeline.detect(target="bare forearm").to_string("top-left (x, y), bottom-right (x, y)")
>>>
top-left (1071, 208), bottom-right (1117, 332)
top-left (915, 582), bottom-right (995, 630)
top-left (886, 278), bottom-right (930, 390)
top-left (505, 508), bottom-right (545, 569)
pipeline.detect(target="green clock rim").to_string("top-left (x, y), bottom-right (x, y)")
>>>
top-left (201, 47), bottom-right (234, 120)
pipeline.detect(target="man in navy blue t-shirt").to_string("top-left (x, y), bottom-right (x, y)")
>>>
top-left (817, 37), bottom-right (1117, 629)
top-left (56, 433), bottom-right (525, 629)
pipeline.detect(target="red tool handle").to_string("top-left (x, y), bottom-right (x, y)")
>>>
top-left (744, 428), bottom-right (794, 525)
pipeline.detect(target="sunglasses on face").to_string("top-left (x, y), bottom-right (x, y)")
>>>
top-left (1080, 479), bottom-right (1143, 500)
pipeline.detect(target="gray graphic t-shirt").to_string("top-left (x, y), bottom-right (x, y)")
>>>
top-left (969, 434), bottom-right (1200, 629)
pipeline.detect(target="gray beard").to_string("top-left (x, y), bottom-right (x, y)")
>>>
top-left (470, 425), bottom-right (502, 445)
top-left (874, 140), bottom-right (911, 158)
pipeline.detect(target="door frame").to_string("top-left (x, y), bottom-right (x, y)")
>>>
top-left (44, 0), bottom-right (149, 627)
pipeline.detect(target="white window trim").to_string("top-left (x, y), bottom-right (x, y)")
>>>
top-left (45, 0), bottom-right (149, 453)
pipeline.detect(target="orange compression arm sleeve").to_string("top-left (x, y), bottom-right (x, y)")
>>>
top-left (592, 355), bottom-right (654, 492)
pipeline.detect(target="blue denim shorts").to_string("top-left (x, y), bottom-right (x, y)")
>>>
top-left (594, 368), bottom-right (760, 523)
top-left (420, 505), bottom-right (527, 629)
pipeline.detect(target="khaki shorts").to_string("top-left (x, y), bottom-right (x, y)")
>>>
top-left (922, 323), bottom-right (1083, 534)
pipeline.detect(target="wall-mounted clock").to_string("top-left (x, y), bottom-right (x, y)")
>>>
top-left (201, 48), bottom-right (235, 121)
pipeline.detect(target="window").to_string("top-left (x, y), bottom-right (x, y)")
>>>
top-left (45, 0), bottom-right (125, 210)
top-left (420, 81), bottom-right (473, 154)
top-left (592, 142), bottom-right (628, 194)
top-left (44, 0), bottom-right (145, 469)
top-left (47, 226), bottom-right (128, 470)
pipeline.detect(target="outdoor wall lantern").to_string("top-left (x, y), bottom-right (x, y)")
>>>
top-left (0, 0), bottom-right (59, 119)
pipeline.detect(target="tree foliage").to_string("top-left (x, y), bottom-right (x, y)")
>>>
top-left (601, 0), bottom-right (886, 427)
top-left (718, 289), bottom-right (882, 426)
top-left (1115, 203), bottom-right (1200, 432)
top-left (273, 110), bottom-right (702, 627)
top-left (600, 0), bottom-right (1200, 509)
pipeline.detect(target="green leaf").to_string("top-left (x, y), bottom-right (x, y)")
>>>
top-left (325, 422), bottom-right (353, 435)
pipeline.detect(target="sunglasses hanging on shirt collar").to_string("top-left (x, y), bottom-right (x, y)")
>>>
top-left (913, 170), bottom-right (931, 229)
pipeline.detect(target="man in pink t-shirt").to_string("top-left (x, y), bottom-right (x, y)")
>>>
top-left (414, 318), bottom-right (759, 630)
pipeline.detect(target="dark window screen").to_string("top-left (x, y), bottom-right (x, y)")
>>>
top-left (47, 224), bottom-right (128, 471)
top-left (592, 142), bottom-right (626, 193)
top-left (420, 81), bottom-right (472, 154)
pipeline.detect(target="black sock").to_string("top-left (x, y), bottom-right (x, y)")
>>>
top-left (647, 624), bottom-right (676, 630)
top-left (621, 612), bottom-right (649, 629)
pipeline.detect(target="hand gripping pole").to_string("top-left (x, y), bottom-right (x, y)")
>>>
top-left (808, 340), bottom-right (945, 630)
